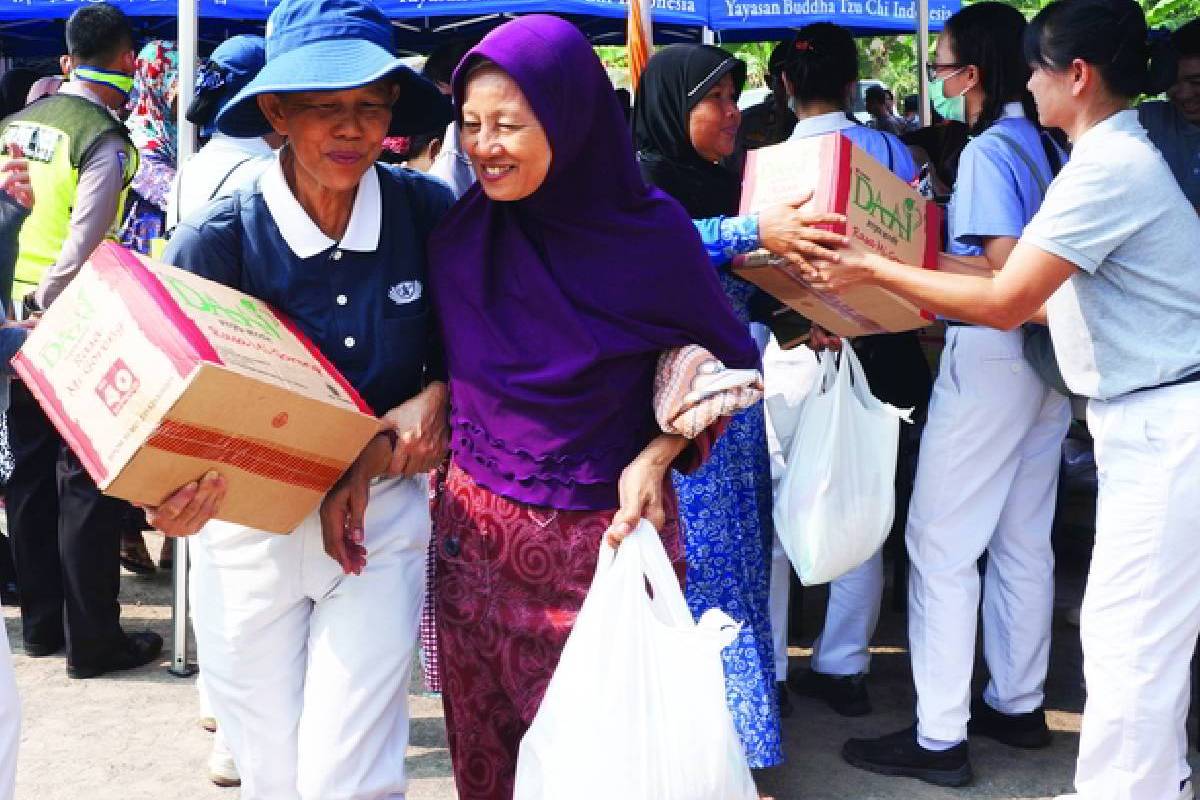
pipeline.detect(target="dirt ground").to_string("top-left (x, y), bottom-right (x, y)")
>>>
top-left (7, 531), bottom-right (1199, 800)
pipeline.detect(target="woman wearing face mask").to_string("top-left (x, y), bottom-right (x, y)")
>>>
top-left (768, 22), bottom-right (933, 722)
top-left (832, 3), bottom-right (1072, 786)
top-left (799, 0), bottom-right (1198, 795)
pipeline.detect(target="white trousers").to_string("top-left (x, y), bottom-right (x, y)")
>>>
top-left (191, 476), bottom-right (430, 800)
top-left (0, 620), bottom-right (19, 800)
top-left (812, 549), bottom-right (884, 676)
top-left (907, 327), bottom-right (1070, 744)
top-left (769, 517), bottom-right (884, 678)
top-left (1074, 381), bottom-right (1200, 800)
top-left (769, 529), bottom-right (791, 679)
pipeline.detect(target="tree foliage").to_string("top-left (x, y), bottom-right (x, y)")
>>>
top-left (598, 0), bottom-right (1200, 93)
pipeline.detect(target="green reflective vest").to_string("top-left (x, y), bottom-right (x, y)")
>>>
top-left (0, 93), bottom-right (138, 302)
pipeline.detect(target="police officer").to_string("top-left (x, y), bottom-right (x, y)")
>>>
top-left (2, 4), bottom-right (163, 678)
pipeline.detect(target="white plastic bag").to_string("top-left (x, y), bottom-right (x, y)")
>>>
top-left (773, 344), bottom-right (909, 585)
top-left (513, 521), bottom-right (757, 800)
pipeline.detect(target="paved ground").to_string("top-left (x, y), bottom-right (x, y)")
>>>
top-left (7, 530), bottom-right (1198, 799)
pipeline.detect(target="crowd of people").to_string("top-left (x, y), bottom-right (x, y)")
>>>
top-left (0, 0), bottom-right (1194, 799)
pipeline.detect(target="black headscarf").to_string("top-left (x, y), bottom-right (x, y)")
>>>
top-left (633, 44), bottom-right (747, 219)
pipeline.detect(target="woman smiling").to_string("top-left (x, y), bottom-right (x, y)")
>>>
top-left (421, 17), bottom-right (760, 799)
top-left (148, 0), bottom-right (455, 797)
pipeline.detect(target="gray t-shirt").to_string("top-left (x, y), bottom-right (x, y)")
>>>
top-left (1022, 110), bottom-right (1200, 400)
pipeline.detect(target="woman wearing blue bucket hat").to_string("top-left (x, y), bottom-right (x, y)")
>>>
top-left (148, 0), bottom-right (455, 797)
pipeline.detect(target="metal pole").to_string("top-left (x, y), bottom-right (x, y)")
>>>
top-left (917, 0), bottom-right (931, 126)
top-left (169, 0), bottom-right (199, 679)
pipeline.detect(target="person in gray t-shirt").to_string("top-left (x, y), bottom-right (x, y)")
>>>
top-left (797, 1), bottom-right (1200, 796)
top-left (1138, 19), bottom-right (1200, 210)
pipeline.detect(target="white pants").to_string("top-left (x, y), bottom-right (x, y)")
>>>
top-left (191, 476), bottom-right (430, 800)
top-left (1074, 381), bottom-right (1200, 800)
top-left (0, 621), bottom-right (18, 800)
top-left (765, 344), bottom-right (884, 679)
top-left (812, 549), bottom-right (884, 676)
top-left (907, 327), bottom-right (1070, 744)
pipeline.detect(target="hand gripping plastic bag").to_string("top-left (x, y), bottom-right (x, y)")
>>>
top-left (773, 344), bottom-right (909, 585)
top-left (513, 521), bottom-right (758, 800)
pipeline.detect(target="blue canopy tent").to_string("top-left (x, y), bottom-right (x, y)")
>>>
top-left (706, 0), bottom-right (955, 40)
top-left (0, 0), bottom-right (954, 56)
top-left (0, 0), bottom-right (707, 56)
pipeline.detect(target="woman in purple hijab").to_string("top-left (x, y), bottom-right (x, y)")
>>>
top-left (425, 15), bottom-right (758, 799)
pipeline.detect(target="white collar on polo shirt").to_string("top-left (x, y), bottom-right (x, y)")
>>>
top-left (261, 150), bottom-right (382, 259)
top-left (999, 101), bottom-right (1026, 120)
top-left (789, 110), bottom-right (857, 141)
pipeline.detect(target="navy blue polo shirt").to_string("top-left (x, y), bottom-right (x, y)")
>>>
top-left (164, 155), bottom-right (454, 415)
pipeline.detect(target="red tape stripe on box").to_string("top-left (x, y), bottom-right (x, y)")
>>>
top-left (144, 420), bottom-right (345, 493)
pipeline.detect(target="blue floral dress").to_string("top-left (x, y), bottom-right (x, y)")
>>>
top-left (674, 218), bottom-right (781, 768)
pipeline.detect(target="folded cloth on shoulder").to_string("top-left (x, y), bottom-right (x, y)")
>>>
top-left (654, 345), bottom-right (763, 439)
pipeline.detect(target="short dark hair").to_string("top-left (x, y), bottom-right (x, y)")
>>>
top-left (1174, 19), bottom-right (1200, 59)
top-left (767, 40), bottom-right (789, 78)
top-left (782, 23), bottom-right (859, 109)
top-left (864, 86), bottom-right (887, 106)
top-left (903, 93), bottom-right (919, 113)
top-left (423, 38), bottom-right (479, 87)
top-left (65, 4), bottom-right (133, 64)
top-left (945, 2), bottom-right (1036, 134)
top-left (1024, 0), bottom-right (1177, 99)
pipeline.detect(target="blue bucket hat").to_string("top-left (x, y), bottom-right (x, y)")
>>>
top-left (215, 0), bottom-right (451, 139)
top-left (186, 35), bottom-right (266, 136)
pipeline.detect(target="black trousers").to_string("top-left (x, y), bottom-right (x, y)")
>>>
top-left (7, 379), bottom-right (127, 665)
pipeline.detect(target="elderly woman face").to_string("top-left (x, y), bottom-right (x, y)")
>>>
top-left (258, 79), bottom-right (398, 193)
top-left (461, 65), bottom-right (552, 202)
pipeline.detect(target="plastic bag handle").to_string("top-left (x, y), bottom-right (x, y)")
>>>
top-left (612, 521), bottom-right (694, 628)
top-left (813, 350), bottom-right (840, 395)
top-left (841, 346), bottom-right (913, 422)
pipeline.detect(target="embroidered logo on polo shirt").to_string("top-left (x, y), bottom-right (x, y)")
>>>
top-left (388, 281), bottom-right (422, 305)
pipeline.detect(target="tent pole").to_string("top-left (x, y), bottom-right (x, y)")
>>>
top-left (917, 0), bottom-right (931, 125)
top-left (170, 0), bottom-right (198, 680)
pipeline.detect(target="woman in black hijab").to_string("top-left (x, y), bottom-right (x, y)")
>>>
top-left (632, 44), bottom-right (844, 784)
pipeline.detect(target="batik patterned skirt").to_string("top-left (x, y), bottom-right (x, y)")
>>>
top-left (433, 460), bottom-right (683, 800)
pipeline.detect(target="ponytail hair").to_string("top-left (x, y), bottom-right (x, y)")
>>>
top-left (781, 22), bottom-right (859, 109)
top-left (1024, 0), bottom-right (1177, 100)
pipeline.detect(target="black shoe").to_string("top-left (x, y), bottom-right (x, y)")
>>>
top-left (967, 697), bottom-right (1052, 749)
top-left (22, 637), bottom-right (64, 658)
top-left (67, 632), bottom-right (163, 679)
top-left (842, 725), bottom-right (973, 787)
top-left (777, 681), bottom-right (794, 719)
top-left (788, 667), bottom-right (872, 717)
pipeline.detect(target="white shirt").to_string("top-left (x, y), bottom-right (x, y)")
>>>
top-left (1022, 110), bottom-right (1200, 399)
top-left (788, 110), bottom-right (917, 183)
top-left (167, 133), bottom-right (275, 231)
top-left (427, 121), bottom-right (475, 199)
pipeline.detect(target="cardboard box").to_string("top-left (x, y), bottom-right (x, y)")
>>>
top-left (12, 243), bottom-right (381, 533)
top-left (733, 132), bottom-right (942, 338)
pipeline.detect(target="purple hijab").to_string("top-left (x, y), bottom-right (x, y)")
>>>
top-left (427, 15), bottom-right (757, 511)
